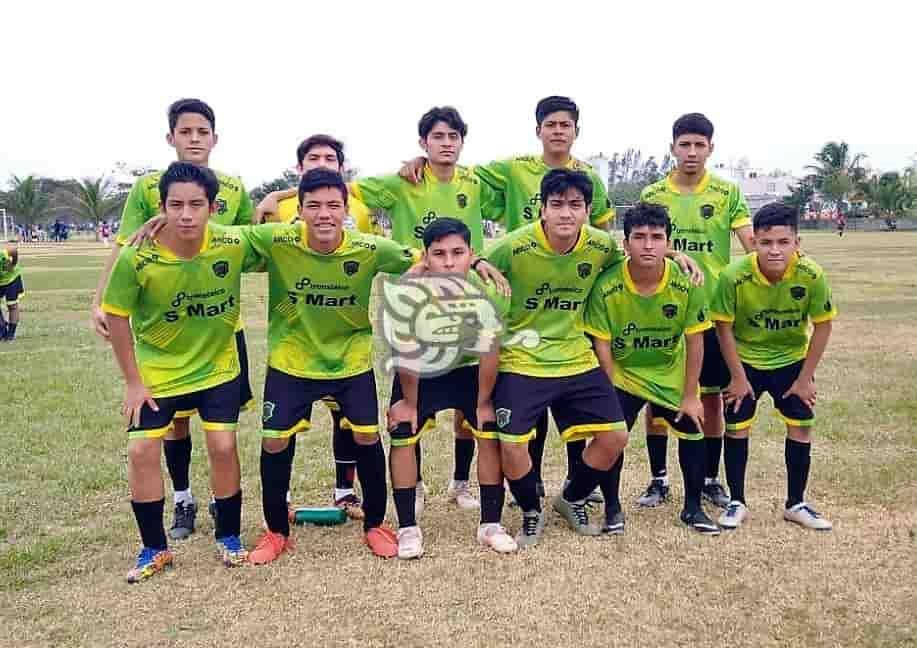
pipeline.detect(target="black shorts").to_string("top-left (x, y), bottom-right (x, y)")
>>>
top-left (0, 276), bottom-right (24, 304)
top-left (174, 330), bottom-right (253, 419)
top-left (724, 360), bottom-right (814, 431)
top-left (618, 390), bottom-right (702, 441)
top-left (700, 328), bottom-right (729, 395)
top-left (492, 368), bottom-right (625, 444)
top-left (127, 376), bottom-right (242, 440)
top-left (261, 367), bottom-right (379, 439)
top-left (389, 364), bottom-right (481, 446)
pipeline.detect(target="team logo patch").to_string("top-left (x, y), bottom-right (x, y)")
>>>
top-left (215, 198), bottom-right (228, 215)
top-left (456, 193), bottom-right (468, 209)
top-left (698, 310), bottom-right (706, 322)
top-left (790, 286), bottom-right (806, 300)
top-left (495, 408), bottom-right (512, 429)
top-left (212, 260), bottom-right (229, 278)
top-left (262, 401), bottom-right (276, 423)
top-left (700, 204), bottom-right (715, 219)
top-left (577, 262), bottom-right (593, 279)
top-left (662, 303), bottom-right (678, 319)
top-left (824, 300), bottom-right (832, 312)
top-left (622, 322), bottom-right (638, 336)
top-left (343, 260), bottom-right (360, 276)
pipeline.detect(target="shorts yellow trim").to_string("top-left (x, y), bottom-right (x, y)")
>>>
top-left (650, 416), bottom-right (669, 429)
top-left (670, 427), bottom-right (704, 442)
top-left (389, 418), bottom-right (437, 447)
top-left (173, 408), bottom-right (198, 419)
top-left (464, 419), bottom-right (497, 441)
top-left (561, 421), bottom-right (626, 443)
top-left (262, 419), bottom-right (311, 439)
top-left (341, 417), bottom-right (378, 436)
top-left (497, 428), bottom-right (537, 444)
top-left (201, 421), bottom-right (238, 432)
top-left (778, 412), bottom-right (814, 428)
top-left (700, 386), bottom-right (723, 396)
top-left (127, 424), bottom-right (172, 440)
top-left (6, 298), bottom-right (19, 306)
top-left (725, 416), bottom-right (757, 432)
top-left (685, 321), bottom-right (713, 335)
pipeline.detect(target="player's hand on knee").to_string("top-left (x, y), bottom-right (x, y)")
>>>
top-left (675, 394), bottom-right (705, 432)
top-left (783, 378), bottom-right (816, 408)
top-left (388, 399), bottom-right (418, 435)
top-left (724, 376), bottom-right (754, 413)
top-left (123, 381), bottom-right (158, 428)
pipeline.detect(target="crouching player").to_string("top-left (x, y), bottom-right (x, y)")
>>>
top-left (711, 202), bottom-right (836, 531)
top-left (103, 163), bottom-right (257, 582)
top-left (585, 203), bottom-right (719, 535)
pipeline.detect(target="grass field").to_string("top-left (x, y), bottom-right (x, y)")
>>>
top-left (1, 232), bottom-right (915, 647)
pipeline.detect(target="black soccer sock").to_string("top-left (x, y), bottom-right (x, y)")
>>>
top-left (705, 436), bottom-right (723, 480)
top-left (507, 468), bottom-right (541, 513)
top-left (479, 483), bottom-right (505, 525)
top-left (599, 453), bottom-right (624, 515)
top-left (646, 434), bottom-right (668, 479)
top-left (678, 438), bottom-right (705, 513)
top-left (213, 490), bottom-right (242, 539)
top-left (393, 487), bottom-right (416, 528)
top-left (355, 440), bottom-right (388, 531)
top-left (566, 439), bottom-right (586, 482)
top-left (563, 459), bottom-right (606, 503)
top-left (528, 413), bottom-right (549, 482)
top-left (724, 436), bottom-right (749, 505)
top-left (261, 443), bottom-right (295, 536)
top-left (415, 441), bottom-right (423, 483)
top-left (6, 323), bottom-right (17, 339)
top-left (164, 436), bottom-right (192, 493)
top-left (131, 498), bottom-right (167, 550)
top-left (331, 415), bottom-right (356, 491)
top-left (785, 438), bottom-right (811, 509)
top-left (454, 438), bottom-right (475, 482)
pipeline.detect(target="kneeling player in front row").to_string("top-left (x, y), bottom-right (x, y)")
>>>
top-left (585, 203), bottom-right (719, 535)
top-left (103, 163), bottom-right (258, 582)
top-left (386, 218), bottom-right (516, 558)
top-left (711, 202), bottom-right (836, 531)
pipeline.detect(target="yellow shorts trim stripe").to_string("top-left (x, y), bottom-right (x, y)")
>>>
top-left (700, 386), bottom-right (723, 396)
top-left (497, 429), bottom-right (537, 444)
top-left (173, 408), bottom-right (198, 419)
top-left (777, 412), bottom-right (814, 428)
top-left (725, 416), bottom-right (757, 432)
top-left (262, 419), bottom-right (311, 439)
top-left (561, 421), bottom-right (626, 443)
top-left (127, 424), bottom-right (172, 440)
top-left (389, 418), bottom-right (437, 447)
top-left (201, 421), bottom-right (238, 433)
top-left (463, 419), bottom-right (497, 441)
top-left (341, 417), bottom-right (378, 436)
top-left (6, 299), bottom-right (19, 306)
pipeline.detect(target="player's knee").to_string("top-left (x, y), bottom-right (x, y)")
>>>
top-left (500, 442), bottom-right (528, 465)
top-left (593, 429), bottom-right (627, 456)
top-left (786, 426), bottom-right (811, 443)
top-left (127, 439), bottom-right (160, 469)
top-left (353, 431), bottom-right (380, 446)
top-left (205, 431), bottom-right (238, 463)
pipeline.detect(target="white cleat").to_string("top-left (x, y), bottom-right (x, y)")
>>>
top-left (397, 525), bottom-right (424, 559)
top-left (784, 502), bottom-right (832, 531)
top-left (718, 501), bottom-right (749, 529)
top-left (448, 480), bottom-right (480, 510)
top-left (476, 523), bottom-right (518, 554)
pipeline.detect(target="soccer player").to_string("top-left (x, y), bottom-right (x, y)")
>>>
top-left (386, 217), bottom-right (517, 558)
top-left (0, 242), bottom-right (23, 341)
top-left (245, 169), bottom-right (420, 563)
top-left (585, 203), bottom-right (719, 535)
top-left (637, 113), bottom-right (755, 510)
top-left (91, 98), bottom-right (255, 541)
top-left (711, 202), bottom-right (836, 531)
top-left (102, 163), bottom-right (256, 582)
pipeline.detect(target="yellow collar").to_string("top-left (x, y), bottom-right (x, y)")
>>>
top-left (751, 252), bottom-right (799, 285)
top-left (535, 220), bottom-right (586, 255)
top-left (154, 223), bottom-right (210, 260)
top-left (623, 257), bottom-right (670, 296)
top-left (665, 170), bottom-right (711, 195)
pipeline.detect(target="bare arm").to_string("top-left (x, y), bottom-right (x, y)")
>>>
top-left (107, 313), bottom-right (158, 426)
top-left (592, 337), bottom-right (615, 385)
top-left (255, 188), bottom-right (298, 224)
top-left (388, 368), bottom-right (420, 435)
top-left (783, 320), bottom-right (832, 407)
top-left (90, 244), bottom-right (121, 339)
top-left (716, 321), bottom-right (754, 413)
top-left (734, 225), bottom-right (754, 253)
top-left (676, 332), bottom-right (705, 429)
top-left (475, 348), bottom-right (500, 428)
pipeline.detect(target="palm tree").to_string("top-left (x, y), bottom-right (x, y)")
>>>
top-left (859, 172), bottom-right (915, 224)
top-left (804, 141), bottom-right (867, 215)
top-left (62, 176), bottom-right (126, 239)
top-left (1, 175), bottom-right (52, 228)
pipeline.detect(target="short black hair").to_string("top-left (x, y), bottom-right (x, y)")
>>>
top-left (159, 162), bottom-right (219, 203)
top-left (297, 168), bottom-right (348, 207)
top-left (540, 168), bottom-right (593, 207)
top-left (296, 134), bottom-right (345, 167)
top-left (168, 98), bottom-right (215, 132)
top-left (535, 96), bottom-right (579, 127)
top-left (422, 217), bottom-right (471, 249)
top-left (672, 112), bottom-right (714, 141)
top-left (418, 106), bottom-right (468, 139)
top-left (623, 202), bottom-right (672, 239)
top-left (753, 202), bottom-right (799, 232)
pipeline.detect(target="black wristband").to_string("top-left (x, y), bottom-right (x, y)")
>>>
top-left (471, 258), bottom-right (484, 270)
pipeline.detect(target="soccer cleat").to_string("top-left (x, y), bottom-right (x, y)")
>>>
top-left (168, 500), bottom-right (198, 540)
top-left (602, 510), bottom-right (626, 535)
top-left (126, 547), bottom-right (173, 583)
top-left (784, 503), bottom-right (832, 531)
top-left (249, 531), bottom-right (293, 565)
top-left (334, 493), bottom-right (365, 520)
top-left (553, 495), bottom-right (601, 536)
top-left (396, 526), bottom-right (424, 560)
top-left (636, 479), bottom-right (670, 507)
top-left (364, 525), bottom-right (399, 558)
top-left (216, 535), bottom-right (248, 567)
top-left (702, 479), bottom-right (731, 509)
top-left (415, 481), bottom-right (427, 518)
top-left (680, 509), bottom-right (721, 535)
top-left (718, 501), bottom-right (748, 530)
top-left (447, 480), bottom-right (480, 510)
top-left (515, 509), bottom-right (546, 548)
top-left (562, 479), bottom-right (604, 505)
top-left (536, 480), bottom-right (546, 500)
top-left (476, 523), bottom-right (518, 553)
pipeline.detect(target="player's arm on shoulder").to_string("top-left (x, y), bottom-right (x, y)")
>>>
top-left (589, 173), bottom-right (615, 231)
top-left (473, 159), bottom-right (510, 193)
top-left (349, 176), bottom-right (398, 211)
top-left (235, 182), bottom-right (255, 226)
top-left (240, 222), bottom-right (286, 264)
top-left (375, 236), bottom-right (420, 274)
top-left (255, 187), bottom-right (297, 224)
top-left (91, 241), bottom-right (130, 339)
top-left (116, 176), bottom-right (153, 246)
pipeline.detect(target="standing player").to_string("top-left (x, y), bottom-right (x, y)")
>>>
top-left (91, 98), bottom-right (255, 541)
top-left (102, 163), bottom-right (256, 582)
top-left (711, 202), bottom-right (836, 531)
top-left (637, 113), bottom-right (754, 510)
top-left (0, 243), bottom-right (23, 341)
top-left (585, 203), bottom-right (719, 534)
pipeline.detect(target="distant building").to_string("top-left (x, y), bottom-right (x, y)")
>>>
top-left (713, 160), bottom-right (795, 212)
top-left (585, 153), bottom-right (611, 189)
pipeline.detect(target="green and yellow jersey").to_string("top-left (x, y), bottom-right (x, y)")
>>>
top-left (351, 164), bottom-right (503, 252)
top-left (584, 258), bottom-right (711, 411)
top-left (116, 169), bottom-right (254, 245)
top-left (710, 252), bottom-right (837, 370)
top-left (641, 171), bottom-right (751, 303)
top-left (0, 249), bottom-right (20, 286)
top-left (485, 222), bottom-right (623, 377)
top-left (101, 223), bottom-right (260, 398)
top-left (242, 224), bottom-right (416, 380)
top-left (475, 155), bottom-right (613, 232)
top-left (272, 193), bottom-right (380, 235)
